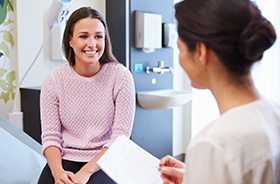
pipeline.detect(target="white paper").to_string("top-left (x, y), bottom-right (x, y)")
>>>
top-left (97, 135), bottom-right (163, 184)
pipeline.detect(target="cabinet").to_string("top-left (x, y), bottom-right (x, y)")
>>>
top-left (20, 87), bottom-right (41, 144)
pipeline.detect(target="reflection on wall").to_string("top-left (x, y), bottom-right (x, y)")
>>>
top-left (0, 0), bottom-right (16, 118)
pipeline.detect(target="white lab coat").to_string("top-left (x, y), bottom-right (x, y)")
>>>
top-left (183, 98), bottom-right (280, 184)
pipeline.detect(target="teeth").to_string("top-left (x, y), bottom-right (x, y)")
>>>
top-left (85, 51), bottom-right (96, 54)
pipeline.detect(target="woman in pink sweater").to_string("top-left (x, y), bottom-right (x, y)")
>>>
top-left (38, 7), bottom-right (135, 184)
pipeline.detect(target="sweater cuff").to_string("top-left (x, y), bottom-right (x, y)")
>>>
top-left (42, 141), bottom-right (62, 155)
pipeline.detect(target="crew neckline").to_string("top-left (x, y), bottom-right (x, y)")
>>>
top-left (69, 63), bottom-right (108, 82)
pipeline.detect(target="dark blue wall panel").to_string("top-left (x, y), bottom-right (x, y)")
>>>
top-left (106, 0), bottom-right (174, 158)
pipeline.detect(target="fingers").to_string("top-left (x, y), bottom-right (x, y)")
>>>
top-left (159, 166), bottom-right (184, 184)
top-left (67, 172), bottom-right (78, 184)
top-left (159, 155), bottom-right (185, 168)
top-left (159, 155), bottom-right (174, 167)
top-left (161, 172), bottom-right (176, 184)
top-left (160, 167), bottom-right (184, 178)
top-left (55, 171), bottom-right (77, 184)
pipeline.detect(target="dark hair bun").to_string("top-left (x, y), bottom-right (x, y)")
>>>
top-left (239, 18), bottom-right (276, 63)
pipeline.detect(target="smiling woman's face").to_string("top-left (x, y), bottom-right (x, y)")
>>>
top-left (69, 17), bottom-right (105, 66)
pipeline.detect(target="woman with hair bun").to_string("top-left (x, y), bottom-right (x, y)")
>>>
top-left (159, 0), bottom-right (280, 183)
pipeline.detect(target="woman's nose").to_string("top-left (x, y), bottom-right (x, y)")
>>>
top-left (87, 37), bottom-right (96, 47)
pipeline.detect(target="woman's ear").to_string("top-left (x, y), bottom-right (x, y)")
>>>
top-left (68, 35), bottom-right (73, 47)
top-left (196, 43), bottom-right (207, 65)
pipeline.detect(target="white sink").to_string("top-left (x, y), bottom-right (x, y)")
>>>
top-left (137, 89), bottom-right (192, 110)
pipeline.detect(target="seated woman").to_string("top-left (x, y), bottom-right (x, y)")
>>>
top-left (38, 7), bottom-right (135, 184)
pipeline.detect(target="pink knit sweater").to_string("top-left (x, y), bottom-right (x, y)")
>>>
top-left (40, 62), bottom-right (135, 162)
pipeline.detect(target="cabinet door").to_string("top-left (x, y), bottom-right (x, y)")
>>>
top-left (21, 87), bottom-right (41, 144)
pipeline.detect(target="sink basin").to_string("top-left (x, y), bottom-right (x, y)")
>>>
top-left (137, 89), bottom-right (192, 109)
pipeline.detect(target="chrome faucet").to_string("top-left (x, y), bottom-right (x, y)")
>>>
top-left (145, 61), bottom-right (173, 74)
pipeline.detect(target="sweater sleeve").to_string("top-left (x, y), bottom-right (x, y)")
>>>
top-left (103, 67), bottom-right (136, 148)
top-left (40, 74), bottom-right (62, 154)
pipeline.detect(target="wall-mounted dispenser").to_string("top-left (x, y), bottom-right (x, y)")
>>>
top-left (134, 11), bottom-right (162, 53)
top-left (163, 23), bottom-right (177, 48)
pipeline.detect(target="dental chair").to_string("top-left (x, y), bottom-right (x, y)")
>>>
top-left (0, 115), bottom-right (46, 184)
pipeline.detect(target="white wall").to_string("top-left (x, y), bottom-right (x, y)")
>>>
top-left (172, 47), bottom-right (192, 156)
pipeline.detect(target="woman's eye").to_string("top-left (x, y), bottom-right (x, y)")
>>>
top-left (96, 35), bottom-right (104, 39)
top-left (80, 35), bottom-right (87, 39)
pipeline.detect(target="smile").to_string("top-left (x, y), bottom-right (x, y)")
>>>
top-left (84, 50), bottom-right (97, 55)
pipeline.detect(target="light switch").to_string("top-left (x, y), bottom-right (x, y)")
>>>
top-left (134, 64), bottom-right (143, 72)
